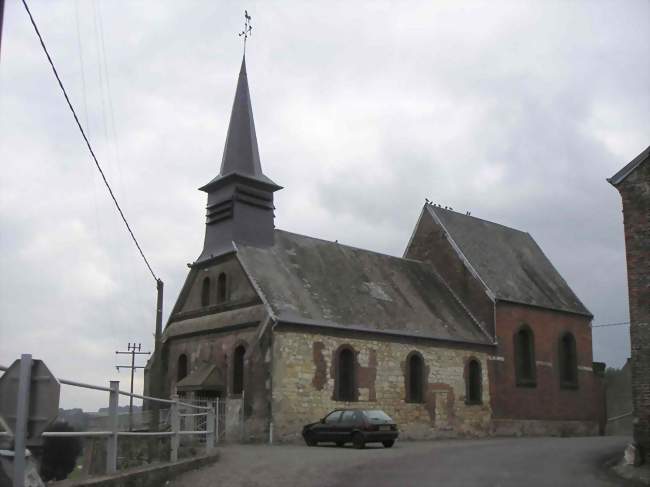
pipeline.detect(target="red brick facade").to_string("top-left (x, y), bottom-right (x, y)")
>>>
top-left (406, 207), bottom-right (605, 433)
top-left (489, 302), bottom-right (603, 423)
top-left (610, 149), bottom-right (650, 463)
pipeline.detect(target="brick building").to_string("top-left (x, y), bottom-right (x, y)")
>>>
top-left (146, 57), bottom-right (605, 442)
top-left (608, 146), bottom-right (650, 464)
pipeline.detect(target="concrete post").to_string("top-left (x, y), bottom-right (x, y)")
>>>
top-left (206, 401), bottom-right (215, 451)
top-left (13, 354), bottom-right (32, 487)
top-left (106, 380), bottom-right (119, 474)
top-left (170, 395), bottom-right (179, 462)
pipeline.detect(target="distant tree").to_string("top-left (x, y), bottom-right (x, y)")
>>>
top-left (40, 421), bottom-right (82, 481)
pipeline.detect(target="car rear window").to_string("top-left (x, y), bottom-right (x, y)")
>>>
top-left (363, 410), bottom-right (393, 422)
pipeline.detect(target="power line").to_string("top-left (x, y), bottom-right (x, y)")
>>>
top-left (21, 0), bottom-right (158, 282)
top-left (591, 321), bottom-right (630, 328)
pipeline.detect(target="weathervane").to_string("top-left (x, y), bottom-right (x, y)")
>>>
top-left (239, 10), bottom-right (252, 54)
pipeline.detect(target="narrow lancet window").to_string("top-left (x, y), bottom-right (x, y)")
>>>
top-left (466, 359), bottom-right (482, 404)
top-left (233, 345), bottom-right (246, 395)
top-left (336, 347), bottom-right (356, 402)
top-left (201, 277), bottom-right (211, 307)
top-left (406, 352), bottom-right (425, 403)
top-left (559, 332), bottom-right (578, 388)
top-left (514, 326), bottom-right (536, 386)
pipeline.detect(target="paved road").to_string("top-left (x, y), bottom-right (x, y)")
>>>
top-left (170, 436), bottom-right (634, 487)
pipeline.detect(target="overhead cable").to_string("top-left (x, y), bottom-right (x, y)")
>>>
top-left (21, 0), bottom-right (158, 282)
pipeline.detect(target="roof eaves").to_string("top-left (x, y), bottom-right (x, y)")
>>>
top-left (607, 145), bottom-right (650, 186)
top-left (274, 315), bottom-right (495, 348)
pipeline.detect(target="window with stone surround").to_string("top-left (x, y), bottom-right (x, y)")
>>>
top-left (559, 332), bottom-right (578, 389)
top-left (335, 346), bottom-right (356, 402)
top-left (466, 358), bottom-right (482, 404)
top-left (514, 325), bottom-right (536, 387)
top-left (217, 273), bottom-right (227, 304)
top-left (406, 351), bottom-right (425, 403)
top-left (177, 354), bottom-right (188, 382)
top-left (232, 344), bottom-right (246, 395)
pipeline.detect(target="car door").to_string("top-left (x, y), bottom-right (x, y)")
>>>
top-left (315, 410), bottom-right (342, 442)
top-left (338, 410), bottom-right (357, 442)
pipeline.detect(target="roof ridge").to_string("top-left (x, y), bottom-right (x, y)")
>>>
top-left (428, 204), bottom-right (530, 236)
top-left (273, 228), bottom-right (420, 264)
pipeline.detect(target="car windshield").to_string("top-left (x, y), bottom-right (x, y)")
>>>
top-left (363, 410), bottom-right (393, 422)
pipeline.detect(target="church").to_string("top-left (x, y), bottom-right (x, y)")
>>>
top-left (146, 56), bottom-right (605, 442)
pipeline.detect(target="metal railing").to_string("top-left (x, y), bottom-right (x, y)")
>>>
top-left (0, 361), bottom-right (217, 475)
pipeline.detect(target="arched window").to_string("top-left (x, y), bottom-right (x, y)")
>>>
top-left (201, 277), bottom-right (211, 307)
top-left (406, 352), bottom-right (425, 403)
top-left (335, 347), bottom-right (356, 402)
top-left (177, 354), bottom-right (188, 382)
top-left (232, 345), bottom-right (246, 395)
top-left (466, 359), bottom-right (482, 404)
top-left (514, 326), bottom-right (536, 387)
top-left (559, 332), bottom-right (578, 388)
top-left (217, 273), bottom-right (227, 304)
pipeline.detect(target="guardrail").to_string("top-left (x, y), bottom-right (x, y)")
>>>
top-left (0, 361), bottom-right (217, 475)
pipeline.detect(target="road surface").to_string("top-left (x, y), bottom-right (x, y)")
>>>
top-left (170, 436), bottom-right (633, 487)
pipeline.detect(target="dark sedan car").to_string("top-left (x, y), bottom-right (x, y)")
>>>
top-left (302, 409), bottom-right (398, 449)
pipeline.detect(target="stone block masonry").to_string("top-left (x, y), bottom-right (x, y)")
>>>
top-left (271, 331), bottom-right (492, 442)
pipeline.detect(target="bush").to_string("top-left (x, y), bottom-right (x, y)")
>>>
top-left (40, 421), bottom-right (83, 481)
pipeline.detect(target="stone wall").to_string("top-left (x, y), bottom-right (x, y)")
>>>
top-left (615, 155), bottom-right (650, 463)
top-left (271, 330), bottom-right (492, 442)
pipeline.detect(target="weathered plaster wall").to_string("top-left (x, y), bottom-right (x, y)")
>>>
top-left (165, 326), bottom-right (271, 442)
top-left (176, 255), bottom-right (260, 316)
top-left (489, 302), bottom-right (604, 431)
top-left (271, 331), bottom-right (492, 442)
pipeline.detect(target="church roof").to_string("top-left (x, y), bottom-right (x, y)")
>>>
top-left (426, 205), bottom-right (592, 317)
top-left (607, 145), bottom-right (649, 186)
top-left (200, 56), bottom-right (280, 192)
top-left (236, 230), bottom-right (493, 346)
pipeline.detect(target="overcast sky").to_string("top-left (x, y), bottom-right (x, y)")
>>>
top-left (1, 1), bottom-right (648, 411)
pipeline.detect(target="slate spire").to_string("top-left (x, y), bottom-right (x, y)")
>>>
top-left (200, 56), bottom-right (279, 191)
top-left (196, 56), bottom-right (281, 264)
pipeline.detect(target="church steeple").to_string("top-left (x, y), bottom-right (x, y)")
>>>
top-left (195, 56), bottom-right (282, 264)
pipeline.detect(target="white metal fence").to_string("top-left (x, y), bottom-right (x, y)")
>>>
top-left (0, 356), bottom-right (217, 480)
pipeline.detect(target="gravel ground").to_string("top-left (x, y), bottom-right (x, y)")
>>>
top-left (169, 436), bottom-right (634, 487)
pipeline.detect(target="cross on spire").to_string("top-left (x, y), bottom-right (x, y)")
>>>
top-left (239, 10), bottom-right (252, 53)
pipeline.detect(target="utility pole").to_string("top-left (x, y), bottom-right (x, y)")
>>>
top-left (116, 343), bottom-right (150, 431)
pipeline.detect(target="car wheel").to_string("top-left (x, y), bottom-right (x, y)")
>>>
top-left (304, 432), bottom-right (317, 447)
top-left (352, 432), bottom-right (365, 449)
top-left (382, 440), bottom-right (395, 448)
top-left (335, 441), bottom-right (344, 447)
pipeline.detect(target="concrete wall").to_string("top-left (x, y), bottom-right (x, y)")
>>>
top-left (615, 157), bottom-right (650, 462)
top-left (271, 330), bottom-right (492, 442)
top-left (489, 302), bottom-right (604, 428)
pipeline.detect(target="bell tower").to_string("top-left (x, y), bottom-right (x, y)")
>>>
top-left (196, 56), bottom-right (281, 264)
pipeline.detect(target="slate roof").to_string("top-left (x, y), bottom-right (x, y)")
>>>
top-left (427, 205), bottom-right (592, 317)
top-left (176, 363), bottom-right (224, 392)
top-left (236, 230), bottom-right (492, 345)
top-left (607, 145), bottom-right (649, 186)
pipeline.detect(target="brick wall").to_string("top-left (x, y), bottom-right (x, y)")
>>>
top-left (489, 302), bottom-right (604, 429)
top-left (271, 330), bottom-right (492, 442)
top-left (615, 158), bottom-right (650, 462)
top-left (404, 208), bottom-right (496, 336)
